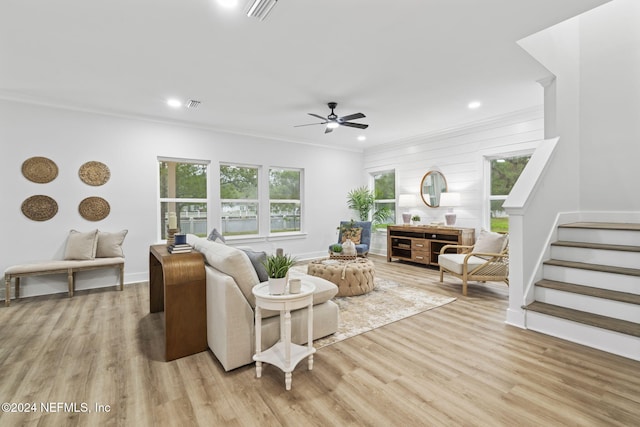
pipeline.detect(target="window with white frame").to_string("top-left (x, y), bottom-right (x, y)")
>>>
top-left (488, 155), bottom-right (531, 232)
top-left (158, 158), bottom-right (209, 240)
top-left (269, 168), bottom-right (302, 233)
top-left (372, 170), bottom-right (395, 229)
top-left (220, 164), bottom-right (259, 236)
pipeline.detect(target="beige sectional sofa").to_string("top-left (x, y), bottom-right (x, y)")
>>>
top-left (187, 235), bottom-right (339, 371)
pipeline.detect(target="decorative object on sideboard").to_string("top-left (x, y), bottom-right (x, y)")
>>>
top-left (21, 156), bottom-right (58, 183)
top-left (167, 228), bottom-right (178, 247)
top-left (439, 192), bottom-right (461, 226)
top-left (79, 161), bottom-right (110, 186)
top-left (78, 196), bottom-right (110, 221)
top-left (398, 194), bottom-right (417, 225)
top-left (21, 195), bottom-right (58, 221)
top-left (420, 170), bottom-right (448, 207)
top-left (411, 214), bottom-right (421, 225)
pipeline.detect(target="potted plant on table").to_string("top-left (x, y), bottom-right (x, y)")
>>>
top-left (411, 215), bottom-right (421, 225)
top-left (263, 252), bottom-right (296, 295)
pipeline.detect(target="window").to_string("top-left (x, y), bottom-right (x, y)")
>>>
top-left (159, 158), bottom-right (209, 240)
top-left (372, 170), bottom-right (396, 229)
top-left (488, 155), bottom-right (531, 232)
top-left (220, 164), bottom-right (259, 236)
top-left (269, 168), bottom-right (302, 233)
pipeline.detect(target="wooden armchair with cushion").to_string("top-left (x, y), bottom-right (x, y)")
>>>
top-left (438, 230), bottom-right (509, 296)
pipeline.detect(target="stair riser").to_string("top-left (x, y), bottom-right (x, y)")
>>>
top-left (533, 287), bottom-right (639, 323)
top-left (550, 246), bottom-right (640, 270)
top-left (558, 227), bottom-right (640, 246)
top-left (543, 264), bottom-right (640, 294)
top-left (526, 311), bottom-right (640, 361)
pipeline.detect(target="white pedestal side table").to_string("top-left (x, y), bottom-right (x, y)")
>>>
top-left (252, 281), bottom-right (316, 391)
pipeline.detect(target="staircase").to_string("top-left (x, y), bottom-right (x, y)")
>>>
top-left (524, 222), bottom-right (640, 361)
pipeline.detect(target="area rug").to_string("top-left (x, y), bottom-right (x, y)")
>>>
top-left (293, 267), bottom-right (456, 349)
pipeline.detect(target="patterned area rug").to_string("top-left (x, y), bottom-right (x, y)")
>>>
top-left (301, 270), bottom-right (457, 349)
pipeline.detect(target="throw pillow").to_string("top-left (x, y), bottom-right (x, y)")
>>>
top-left (96, 230), bottom-right (128, 258)
top-left (207, 228), bottom-right (226, 244)
top-left (473, 230), bottom-right (508, 257)
top-left (341, 227), bottom-right (362, 245)
top-left (240, 249), bottom-right (269, 282)
top-left (64, 229), bottom-right (99, 260)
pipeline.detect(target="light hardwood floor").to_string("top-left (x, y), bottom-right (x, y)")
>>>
top-left (1, 255), bottom-right (638, 426)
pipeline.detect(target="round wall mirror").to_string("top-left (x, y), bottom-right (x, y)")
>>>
top-left (420, 171), bottom-right (448, 207)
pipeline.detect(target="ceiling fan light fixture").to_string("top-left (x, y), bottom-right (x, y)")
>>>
top-left (327, 121), bottom-right (339, 129)
top-left (247, 0), bottom-right (277, 21)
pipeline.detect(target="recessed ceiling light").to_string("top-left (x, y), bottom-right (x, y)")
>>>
top-left (167, 99), bottom-right (182, 108)
top-left (357, 135), bottom-right (366, 141)
top-left (217, 0), bottom-right (238, 8)
top-left (468, 101), bottom-right (482, 109)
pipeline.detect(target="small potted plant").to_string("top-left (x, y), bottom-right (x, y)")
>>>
top-left (411, 215), bottom-right (421, 225)
top-left (330, 243), bottom-right (343, 256)
top-left (263, 252), bottom-right (296, 295)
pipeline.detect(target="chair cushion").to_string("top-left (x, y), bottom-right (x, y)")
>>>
top-left (438, 254), bottom-right (487, 275)
top-left (473, 230), bottom-right (508, 255)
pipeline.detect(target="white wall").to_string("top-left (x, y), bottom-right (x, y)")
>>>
top-left (0, 100), bottom-right (363, 298)
top-left (364, 107), bottom-right (544, 255)
top-left (579, 0), bottom-right (640, 210)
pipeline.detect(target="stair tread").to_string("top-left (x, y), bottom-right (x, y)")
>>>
top-left (544, 259), bottom-right (640, 277)
top-left (559, 222), bottom-right (640, 231)
top-left (536, 279), bottom-right (640, 305)
top-left (525, 301), bottom-right (640, 337)
top-left (552, 240), bottom-right (640, 253)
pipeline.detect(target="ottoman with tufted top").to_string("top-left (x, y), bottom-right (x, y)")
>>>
top-left (307, 258), bottom-right (375, 297)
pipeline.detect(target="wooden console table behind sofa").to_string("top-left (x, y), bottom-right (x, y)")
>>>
top-left (149, 244), bottom-right (207, 361)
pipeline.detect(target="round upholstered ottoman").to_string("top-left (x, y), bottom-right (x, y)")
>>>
top-left (307, 258), bottom-right (375, 297)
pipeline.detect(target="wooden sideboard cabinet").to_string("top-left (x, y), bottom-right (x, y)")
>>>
top-left (387, 225), bottom-right (475, 267)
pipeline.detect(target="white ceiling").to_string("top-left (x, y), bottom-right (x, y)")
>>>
top-left (0, 0), bottom-right (611, 150)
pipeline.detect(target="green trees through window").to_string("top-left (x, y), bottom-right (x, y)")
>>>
top-left (489, 155), bottom-right (530, 232)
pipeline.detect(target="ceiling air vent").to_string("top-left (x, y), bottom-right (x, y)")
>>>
top-left (186, 99), bottom-right (201, 109)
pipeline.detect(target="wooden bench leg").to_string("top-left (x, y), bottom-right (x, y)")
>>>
top-left (68, 269), bottom-right (74, 298)
top-left (4, 276), bottom-right (9, 307)
top-left (119, 264), bottom-right (124, 291)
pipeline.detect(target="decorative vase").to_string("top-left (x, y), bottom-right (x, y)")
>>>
top-left (268, 277), bottom-right (287, 295)
top-left (342, 239), bottom-right (357, 257)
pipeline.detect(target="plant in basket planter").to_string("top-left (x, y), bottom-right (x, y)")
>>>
top-left (330, 244), bottom-right (343, 255)
top-left (263, 252), bottom-right (296, 295)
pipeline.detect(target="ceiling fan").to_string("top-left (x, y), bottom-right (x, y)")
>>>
top-left (294, 102), bottom-right (368, 134)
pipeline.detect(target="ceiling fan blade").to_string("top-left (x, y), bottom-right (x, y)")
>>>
top-left (341, 122), bottom-right (369, 129)
top-left (308, 113), bottom-right (327, 121)
top-left (293, 122), bottom-right (327, 127)
top-left (324, 126), bottom-right (334, 134)
top-left (339, 112), bottom-right (365, 122)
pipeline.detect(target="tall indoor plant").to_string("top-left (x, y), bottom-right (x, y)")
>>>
top-left (346, 186), bottom-right (391, 224)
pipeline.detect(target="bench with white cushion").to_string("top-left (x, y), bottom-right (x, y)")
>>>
top-left (3, 229), bottom-right (127, 306)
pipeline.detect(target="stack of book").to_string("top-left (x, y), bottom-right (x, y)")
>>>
top-left (168, 243), bottom-right (192, 254)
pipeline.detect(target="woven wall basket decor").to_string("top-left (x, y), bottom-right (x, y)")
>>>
top-left (22, 157), bottom-right (59, 183)
top-left (21, 195), bottom-right (58, 221)
top-left (79, 161), bottom-right (110, 186)
top-left (79, 196), bottom-right (110, 221)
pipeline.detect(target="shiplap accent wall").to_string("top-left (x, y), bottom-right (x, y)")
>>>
top-left (364, 106), bottom-right (544, 255)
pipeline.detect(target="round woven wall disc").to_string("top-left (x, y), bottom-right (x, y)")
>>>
top-left (21, 195), bottom-right (58, 221)
top-left (79, 161), bottom-right (110, 186)
top-left (79, 196), bottom-right (110, 221)
top-left (22, 157), bottom-right (58, 183)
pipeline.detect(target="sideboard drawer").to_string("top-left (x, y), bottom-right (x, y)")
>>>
top-left (411, 239), bottom-right (428, 251)
top-left (411, 250), bottom-right (430, 264)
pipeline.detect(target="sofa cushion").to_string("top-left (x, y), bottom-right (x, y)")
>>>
top-left (438, 254), bottom-right (488, 275)
top-left (288, 269), bottom-right (339, 305)
top-left (207, 228), bottom-right (226, 244)
top-left (240, 248), bottom-right (268, 282)
top-left (96, 230), bottom-right (127, 258)
top-left (64, 229), bottom-right (98, 260)
top-left (192, 237), bottom-right (259, 307)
